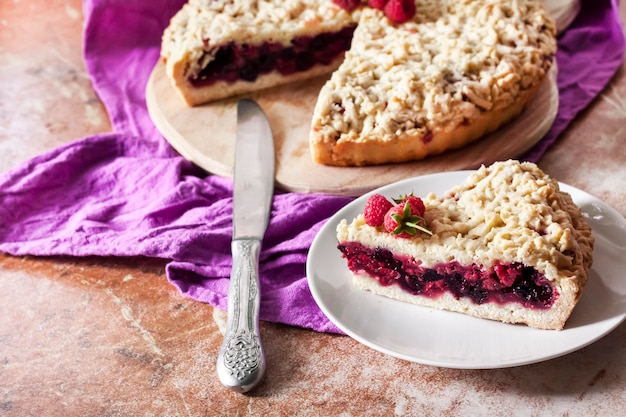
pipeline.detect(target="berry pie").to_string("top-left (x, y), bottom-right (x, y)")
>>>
top-left (311, 1), bottom-right (557, 165)
top-left (336, 160), bottom-right (594, 330)
top-left (160, 0), bottom-right (359, 106)
top-left (161, 0), bottom-right (557, 166)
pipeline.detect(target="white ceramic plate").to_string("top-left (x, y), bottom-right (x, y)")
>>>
top-left (306, 171), bottom-right (626, 368)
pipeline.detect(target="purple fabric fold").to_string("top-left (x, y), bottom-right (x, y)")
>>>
top-left (0, 0), bottom-right (623, 333)
top-left (523, 0), bottom-right (625, 160)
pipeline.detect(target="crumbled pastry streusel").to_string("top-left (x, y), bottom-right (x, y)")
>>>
top-left (337, 160), bottom-right (593, 330)
top-left (311, 1), bottom-right (557, 166)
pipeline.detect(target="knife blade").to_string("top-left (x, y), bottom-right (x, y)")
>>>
top-left (216, 99), bottom-right (274, 393)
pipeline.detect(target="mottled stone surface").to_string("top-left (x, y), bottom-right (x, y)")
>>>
top-left (0, 1), bottom-right (625, 416)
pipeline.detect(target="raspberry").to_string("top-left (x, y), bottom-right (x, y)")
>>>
top-left (383, 0), bottom-right (416, 23)
top-left (332, 0), bottom-right (361, 11)
top-left (394, 194), bottom-right (426, 217)
top-left (368, 0), bottom-right (388, 10)
top-left (383, 205), bottom-right (410, 237)
top-left (383, 198), bottom-right (432, 238)
top-left (401, 195), bottom-right (425, 217)
top-left (363, 194), bottom-right (394, 227)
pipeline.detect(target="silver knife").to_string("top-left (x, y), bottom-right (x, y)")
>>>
top-left (216, 99), bottom-right (274, 393)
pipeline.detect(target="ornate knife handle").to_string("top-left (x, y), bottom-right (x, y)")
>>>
top-left (217, 239), bottom-right (266, 393)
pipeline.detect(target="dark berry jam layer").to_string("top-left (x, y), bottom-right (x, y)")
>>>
top-left (191, 25), bottom-right (357, 87)
top-left (338, 242), bottom-right (557, 309)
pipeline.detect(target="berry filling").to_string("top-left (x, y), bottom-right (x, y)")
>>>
top-left (338, 242), bottom-right (558, 309)
top-left (190, 25), bottom-right (357, 87)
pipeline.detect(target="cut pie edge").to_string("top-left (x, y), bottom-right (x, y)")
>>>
top-left (164, 54), bottom-right (346, 106)
top-left (351, 271), bottom-right (579, 330)
top-left (160, 0), bottom-right (360, 107)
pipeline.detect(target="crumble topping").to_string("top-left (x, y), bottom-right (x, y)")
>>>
top-left (313, 1), bottom-right (557, 142)
top-left (161, 0), bottom-right (358, 80)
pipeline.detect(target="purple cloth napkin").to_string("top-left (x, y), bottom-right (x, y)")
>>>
top-left (0, 0), bottom-right (623, 334)
top-left (523, 0), bottom-right (626, 160)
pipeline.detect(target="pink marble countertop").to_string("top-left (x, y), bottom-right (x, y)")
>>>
top-left (1, 0), bottom-right (624, 415)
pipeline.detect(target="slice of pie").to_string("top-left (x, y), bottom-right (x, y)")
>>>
top-left (336, 160), bottom-right (594, 330)
top-left (310, 2), bottom-right (557, 166)
top-left (160, 0), bottom-right (359, 106)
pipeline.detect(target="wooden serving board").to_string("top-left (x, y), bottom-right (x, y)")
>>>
top-left (146, 61), bottom-right (558, 197)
